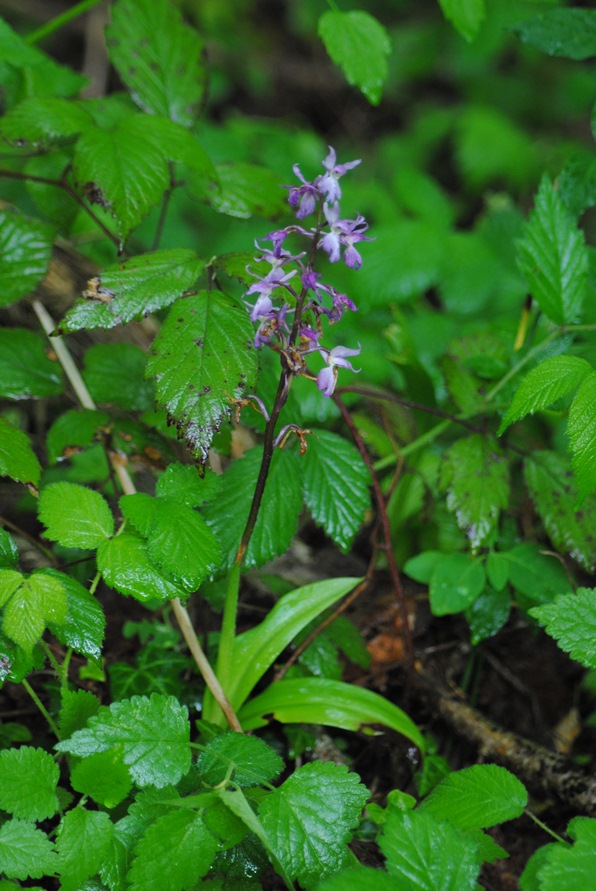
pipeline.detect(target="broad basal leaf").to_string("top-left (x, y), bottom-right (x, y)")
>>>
top-left (45, 570), bottom-right (105, 661)
top-left (440, 434), bottom-right (509, 552)
top-left (0, 820), bottom-right (57, 881)
top-left (301, 429), bottom-right (370, 552)
top-left (56, 693), bottom-right (191, 788)
top-left (127, 810), bottom-right (217, 891)
top-left (0, 418), bottom-right (41, 487)
top-left (0, 328), bottom-right (63, 398)
top-left (38, 481), bottom-right (114, 549)
top-left (429, 553), bottom-right (486, 615)
top-left (318, 10), bottom-right (391, 105)
top-left (0, 96), bottom-right (93, 147)
top-left (56, 809), bottom-right (113, 891)
top-left (419, 764), bottom-right (527, 830)
top-left (60, 249), bottom-right (204, 332)
top-left (146, 292), bottom-right (257, 463)
top-left (512, 9), bottom-right (596, 60)
top-left (438, 0), bottom-right (486, 42)
top-left (259, 761), bottom-right (369, 888)
top-left (568, 371), bottom-right (596, 501)
top-left (97, 531), bottom-right (188, 603)
top-left (0, 746), bottom-right (59, 821)
top-left (525, 451), bottom-right (596, 572)
top-left (107, 0), bottom-right (206, 127)
top-left (530, 588), bottom-right (596, 669)
top-left (0, 211), bottom-right (55, 307)
top-left (197, 732), bottom-right (283, 788)
top-left (516, 175), bottom-right (588, 325)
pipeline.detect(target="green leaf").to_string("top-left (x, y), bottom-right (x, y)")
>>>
top-left (0, 328), bottom-right (63, 398)
top-left (0, 530), bottom-right (19, 569)
top-left (568, 371), bottom-right (596, 501)
top-left (46, 409), bottom-right (110, 464)
top-left (58, 688), bottom-right (101, 739)
top-left (207, 162), bottom-right (286, 218)
top-left (499, 355), bottom-right (592, 433)
top-left (97, 531), bottom-right (188, 603)
top-left (0, 211), bottom-right (55, 307)
top-left (379, 808), bottom-right (481, 891)
top-left (0, 96), bottom-right (93, 147)
top-left (0, 18), bottom-right (87, 99)
top-left (0, 820), bottom-right (57, 881)
top-left (516, 175), bottom-right (588, 325)
top-left (73, 115), bottom-right (170, 244)
top-left (301, 429), bottom-right (370, 552)
top-left (146, 292), bottom-right (258, 463)
top-left (0, 747), bottom-right (59, 821)
top-left (429, 554), bottom-right (486, 616)
top-left (558, 152), bottom-right (596, 220)
top-left (56, 693), bottom-right (191, 788)
top-left (39, 482), bottom-right (114, 548)
top-left (466, 586), bottom-right (510, 645)
top-left (82, 343), bottom-right (154, 411)
top-left (501, 543), bottom-right (570, 606)
top-left (0, 418), bottom-right (41, 487)
top-left (438, 0), bottom-right (485, 42)
top-left (2, 571), bottom-right (67, 655)
top-left (512, 9), bottom-right (596, 60)
top-left (419, 764), bottom-right (527, 830)
top-left (259, 761), bottom-right (369, 888)
top-left (127, 810), bottom-right (218, 891)
top-left (197, 732), bottom-right (283, 788)
top-left (0, 570), bottom-right (23, 609)
top-left (404, 551), bottom-right (443, 585)
top-left (318, 10), bottom-right (391, 105)
top-left (70, 749), bottom-right (133, 809)
top-left (440, 435), bottom-right (509, 553)
top-left (56, 809), bottom-right (113, 891)
top-left (359, 220), bottom-right (445, 304)
top-left (60, 249), bottom-right (204, 333)
top-left (106, 0), bottom-right (206, 127)
top-left (525, 451), bottom-right (596, 572)
top-left (456, 106), bottom-right (537, 191)
top-left (45, 570), bottom-right (105, 661)
top-left (536, 817), bottom-right (596, 888)
top-left (155, 463), bottom-right (220, 507)
top-left (317, 867), bottom-right (398, 891)
top-left (530, 589), bottom-right (596, 669)
top-left (239, 677), bottom-right (425, 753)
top-left (485, 551), bottom-right (509, 591)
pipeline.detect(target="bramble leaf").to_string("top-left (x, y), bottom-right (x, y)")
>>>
top-left (39, 482), bottom-right (114, 548)
top-left (46, 409), bottom-right (110, 464)
top-left (317, 867), bottom-right (398, 891)
top-left (155, 463), bottom-right (220, 507)
top-left (0, 747), bottom-right (59, 821)
top-left (70, 749), bottom-right (132, 808)
top-left (558, 152), bottom-right (596, 220)
top-left (0, 530), bottom-right (19, 569)
top-left (419, 764), bottom-right (527, 829)
top-left (301, 429), bottom-right (371, 552)
top-left (318, 10), bottom-right (391, 105)
top-left (97, 531), bottom-right (188, 603)
top-left (440, 434), bottom-right (509, 552)
top-left (197, 732), bottom-right (284, 788)
top-left (45, 570), bottom-right (105, 661)
top-left (58, 688), bottom-right (101, 739)
top-left (516, 176), bottom-right (588, 325)
top-left (259, 761), bottom-right (369, 887)
top-left (0, 418), bottom-right (41, 487)
top-left (568, 371), bottom-right (596, 501)
top-left (530, 589), bottom-right (596, 669)
top-left (429, 554), bottom-right (486, 615)
top-left (207, 162), bottom-right (286, 218)
top-left (0, 96), bottom-right (93, 147)
top-left (82, 343), bottom-right (154, 411)
top-left (0, 211), bottom-right (55, 307)
top-left (534, 817), bottom-right (596, 888)
top-left (146, 292), bottom-right (257, 463)
top-left (438, 0), bottom-right (486, 42)
top-left (0, 328), bottom-right (63, 399)
top-left (56, 809), bottom-right (113, 891)
top-left (55, 693), bottom-right (191, 788)
top-left (499, 355), bottom-right (592, 433)
top-left (2, 571), bottom-right (67, 655)
top-left (512, 9), bottom-right (596, 60)
top-left (0, 820), bottom-right (57, 881)
top-left (0, 18), bottom-right (87, 98)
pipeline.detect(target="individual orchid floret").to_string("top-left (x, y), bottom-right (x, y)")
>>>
top-left (319, 203), bottom-right (373, 269)
top-left (287, 164), bottom-right (322, 219)
top-left (299, 325), bottom-right (321, 346)
top-left (246, 265), bottom-right (297, 301)
top-left (255, 229), bottom-right (306, 268)
top-left (318, 146), bottom-right (361, 204)
top-left (317, 344), bottom-right (361, 398)
top-left (254, 304), bottom-right (290, 348)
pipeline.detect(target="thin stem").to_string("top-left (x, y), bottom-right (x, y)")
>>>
top-left (151, 164), bottom-right (175, 252)
top-left (524, 809), bottom-right (567, 844)
top-left (374, 418), bottom-right (451, 472)
top-left (26, 0), bottom-right (104, 45)
top-left (22, 679), bottom-right (60, 739)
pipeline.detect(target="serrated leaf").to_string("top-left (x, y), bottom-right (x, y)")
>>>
top-left (536, 817), bottom-right (596, 888)
top-left (146, 292), bottom-right (257, 463)
top-left (144, 498), bottom-right (221, 591)
top-left (501, 542), bottom-right (570, 606)
top-left (156, 463), bottom-right (220, 507)
top-left (73, 115), bottom-right (170, 244)
top-left (259, 761), bottom-right (369, 887)
top-left (558, 152), bottom-right (596, 220)
top-left (39, 482), bottom-right (114, 548)
top-left (568, 371), bottom-right (596, 501)
top-left (530, 588), bottom-right (596, 669)
top-left (60, 249), bottom-right (204, 333)
top-left (438, 0), bottom-right (485, 42)
top-left (419, 764), bottom-right (527, 830)
top-left (0, 328), bottom-right (63, 398)
top-left (129, 812), bottom-right (217, 891)
top-left (197, 732), bottom-right (283, 788)
top-left (82, 343), bottom-right (154, 411)
top-left (239, 677), bottom-right (425, 753)
top-left (0, 570), bottom-right (23, 609)
top-left (440, 435), bottom-right (509, 552)
top-left (301, 429), bottom-right (370, 552)
top-left (58, 688), bottom-right (101, 739)
top-left (207, 162), bottom-right (287, 219)
top-left (3, 571), bottom-right (67, 654)
top-left (56, 693), bottom-right (191, 788)
top-left (0, 531), bottom-right (19, 570)
top-left (0, 747), bottom-right (59, 821)
top-left (0, 211), bottom-right (55, 307)
top-left (429, 554), bottom-right (486, 616)
top-left (0, 631), bottom-right (39, 684)
top-left (317, 867), bottom-right (398, 891)
top-left (71, 749), bottom-right (133, 808)
top-left (0, 820), bottom-right (57, 880)
top-left (203, 446), bottom-right (301, 571)
top-left (97, 531), bottom-right (188, 603)
top-left (0, 96), bottom-right (93, 147)
top-left (56, 809), bottom-right (113, 891)
top-left (45, 570), bottom-right (105, 661)
top-left (0, 418), bottom-right (41, 487)
top-left (517, 176), bottom-right (588, 325)
top-left (380, 808), bottom-right (480, 891)
top-left (499, 355), bottom-right (592, 433)
top-left (318, 10), bottom-right (390, 105)
top-left (525, 451), bottom-right (596, 572)
top-left (106, 0), bottom-right (206, 127)
top-left (512, 9), bottom-right (596, 60)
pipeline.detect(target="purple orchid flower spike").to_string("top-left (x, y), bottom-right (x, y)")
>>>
top-left (317, 344), bottom-right (361, 397)
top-left (287, 164), bottom-right (322, 219)
top-left (320, 203), bottom-right (373, 269)
top-left (318, 146), bottom-right (361, 204)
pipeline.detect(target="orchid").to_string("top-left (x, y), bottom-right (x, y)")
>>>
top-left (318, 146), bottom-right (361, 204)
top-left (319, 203), bottom-right (373, 269)
top-left (317, 344), bottom-right (361, 397)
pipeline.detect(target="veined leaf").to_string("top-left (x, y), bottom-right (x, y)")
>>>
top-left (146, 292), bottom-right (258, 463)
top-left (438, 0), bottom-right (486, 42)
top-left (56, 809), bottom-right (113, 891)
top-left (2, 571), bottom-right (67, 655)
top-left (207, 162), bottom-right (287, 219)
top-left (318, 10), bottom-right (391, 105)
top-left (197, 732), bottom-right (283, 788)
top-left (534, 817), bottom-right (596, 888)
top-left (0, 328), bottom-right (63, 398)
top-left (501, 542), bottom-right (569, 607)
top-left (0, 418), bottom-right (41, 487)
top-left (106, 0), bottom-right (206, 127)
top-left (568, 371), bottom-right (596, 501)
top-left (530, 589), bottom-right (596, 669)
top-left (38, 482), bottom-right (114, 549)
top-left (70, 749), bottom-right (132, 809)
top-left (499, 354), bottom-right (592, 433)
top-left (0, 820), bottom-right (57, 881)
top-left (97, 531), bottom-right (188, 603)
top-left (127, 810), bottom-right (217, 891)
top-left (46, 409), bottom-right (110, 464)
top-left (419, 764), bottom-right (527, 829)
top-left (82, 343), bottom-right (154, 411)
top-left (429, 553), bottom-right (486, 615)
top-left (44, 570), bottom-right (105, 661)
top-left (512, 9), bottom-right (596, 60)
top-left (516, 175), bottom-right (588, 325)
top-left (558, 152), bottom-right (596, 220)
top-left (60, 249), bottom-right (204, 332)
top-left (155, 463), bottom-right (220, 507)
top-left (316, 867), bottom-right (398, 891)
top-left (0, 96), bottom-right (93, 147)
top-left (0, 747), bottom-right (59, 821)
top-left (0, 211), bottom-right (54, 307)
top-left (440, 434), bottom-right (509, 553)
top-left (58, 688), bottom-right (101, 739)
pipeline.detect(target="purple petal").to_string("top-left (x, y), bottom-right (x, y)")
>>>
top-left (317, 365), bottom-right (337, 397)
